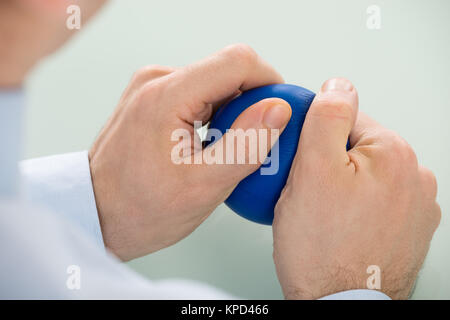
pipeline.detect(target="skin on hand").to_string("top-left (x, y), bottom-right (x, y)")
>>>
top-left (3, 0), bottom-right (439, 296)
top-left (89, 44), bottom-right (292, 261)
top-left (272, 78), bottom-right (441, 300)
top-left (0, 0), bottom-right (106, 87)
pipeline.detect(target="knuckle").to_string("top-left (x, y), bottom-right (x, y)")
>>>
top-left (133, 65), bottom-right (172, 83)
top-left (223, 43), bottom-right (258, 67)
top-left (395, 138), bottom-right (417, 165)
top-left (434, 204), bottom-right (442, 229)
top-left (379, 131), bottom-right (417, 166)
top-left (145, 64), bottom-right (171, 75)
top-left (140, 80), bottom-right (162, 95)
top-left (429, 173), bottom-right (438, 196)
top-left (368, 132), bottom-right (418, 183)
top-left (426, 203), bottom-right (442, 233)
top-left (136, 80), bottom-right (165, 107)
top-left (420, 167), bottom-right (438, 197)
top-left (384, 131), bottom-right (403, 152)
top-left (401, 141), bottom-right (417, 163)
top-left (132, 67), bottom-right (151, 82)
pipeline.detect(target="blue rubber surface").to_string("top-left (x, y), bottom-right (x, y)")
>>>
top-left (208, 84), bottom-right (344, 225)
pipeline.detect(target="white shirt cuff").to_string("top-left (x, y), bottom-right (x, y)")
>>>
top-left (319, 289), bottom-right (391, 300)
top-left (20, 151), bottom-right (104, 250)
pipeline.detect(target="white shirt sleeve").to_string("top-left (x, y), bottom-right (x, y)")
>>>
top-left (0, 199), bottom-right (236, 299)
top-left (19, 151), bottom-right (104, 249)
top-left (320, 290), bottom-right (391, 300)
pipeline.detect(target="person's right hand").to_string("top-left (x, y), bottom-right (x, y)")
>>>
top-left (273, 78), bottom-right (441, 300)
top-left (89, 44), bottom-right (292, 261)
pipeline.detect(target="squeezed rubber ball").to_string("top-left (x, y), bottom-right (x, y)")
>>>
top-left (207, 84), bottom-right (315, 225)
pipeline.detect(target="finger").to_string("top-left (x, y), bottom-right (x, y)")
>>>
top-left (167, 44), bottom-right (284, 121)
top-left (418, 166), bottom-right (438, 201)
top-left (296, 78), bottom-right (359, 165)
top-left (194, 98), bottom-right (292, 192)
top-left (210, 90), bottom-right (242, 115)
top-left (198, 90), bottom-right (241, 127)
top-left (96, 65), bottom-right (176, 149)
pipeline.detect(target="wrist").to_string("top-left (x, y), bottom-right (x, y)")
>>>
top-left (278, 262), bottom-right (377, 300)
top-left (88, 146), bottom-right (139, 261)
top-left (88, 149), bottom-right (118, 255)
top-left (281, 265), bottom-right (413, 300)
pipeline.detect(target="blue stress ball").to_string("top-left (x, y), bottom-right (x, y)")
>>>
top-left (207, 84), bottom-right (316, 225)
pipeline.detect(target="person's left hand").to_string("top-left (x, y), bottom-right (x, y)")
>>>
top-left (89, 44), bottom-right (292, 261)
top-left (0, 0), bottom-right (106, 87)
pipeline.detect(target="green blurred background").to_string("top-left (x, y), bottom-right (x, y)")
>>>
top-left (24, 0), bottom-right (449, 299)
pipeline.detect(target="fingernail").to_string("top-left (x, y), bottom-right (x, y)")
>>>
top-left (263, 103), bottom-right (291, 129)
top-left (321, 78), bottom-right (354, 92)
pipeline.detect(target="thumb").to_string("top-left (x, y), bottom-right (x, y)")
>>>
top-left (199, 98), bottom-right (292, 192)
top-left (297, 78), bottom-right (358, 165)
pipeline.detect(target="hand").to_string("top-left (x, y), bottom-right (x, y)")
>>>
top-left (0, 0), bottom-right (106, 87)
top-left (89, 44), bottom-right (292, 261)
top-left (272, 78), bottom-right (441, 300)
